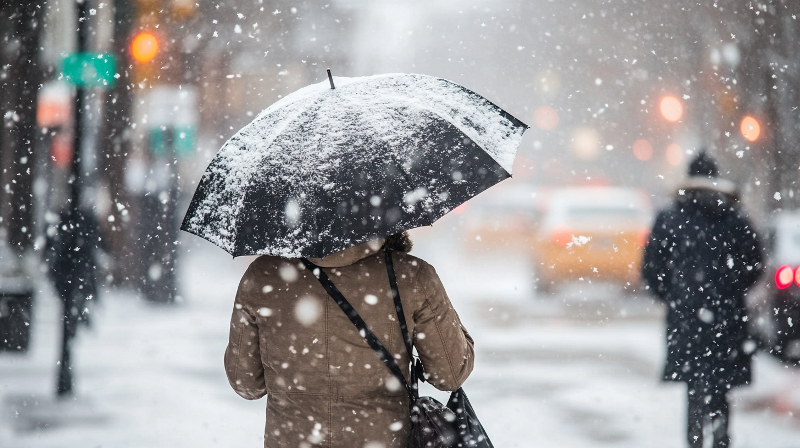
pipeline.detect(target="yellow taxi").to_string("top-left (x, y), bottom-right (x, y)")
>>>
top-left (459, 182), bottom-right (543, 253)
top-left (533, 187), bottom-right (653, 292)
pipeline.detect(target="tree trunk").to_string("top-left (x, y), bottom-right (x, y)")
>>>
top-left (0, 1), bottom-right (43, 253)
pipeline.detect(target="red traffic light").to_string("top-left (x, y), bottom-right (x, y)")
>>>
top-left (131, 32), bottom-right (159, 63)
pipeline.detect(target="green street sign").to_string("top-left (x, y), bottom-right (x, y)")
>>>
top-left (61, 53), bottom-right (117, 87)
top-left (149, 126), bottom-right (197, 158)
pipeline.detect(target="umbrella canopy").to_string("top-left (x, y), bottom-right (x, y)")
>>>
top-left (181, 73), bottom-right (528, 258)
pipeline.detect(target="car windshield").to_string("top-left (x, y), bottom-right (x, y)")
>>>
top-left (543, 188), bottom-right (652, 229)
top-left (565, 207), bottom-right (644, 223)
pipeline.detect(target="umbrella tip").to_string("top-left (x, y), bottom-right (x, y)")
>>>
top-left (327, 68), bottom-right (335, 89)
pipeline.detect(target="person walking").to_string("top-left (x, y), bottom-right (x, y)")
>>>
top-left (224, 232), bottom-right (474, 448)
top-left (642, 151), bottom-right (764, 448)
top-left (44, 206), bottom-right (102, 395)
top-left (182, 73), bottom-right (526, 448)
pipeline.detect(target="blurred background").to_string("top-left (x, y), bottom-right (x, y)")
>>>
top-left (2, 1), bottom-right (800, 447)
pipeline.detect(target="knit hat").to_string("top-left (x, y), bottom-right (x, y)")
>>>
top-left (687, 151), bottom-right (718, 178)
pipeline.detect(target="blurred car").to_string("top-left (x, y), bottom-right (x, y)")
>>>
top-left (749, 211), bottom-right (800, 364)
top-left (459, 182), bottom-right (543, 252)
top-left (533, 186), bottom-right (653, 292)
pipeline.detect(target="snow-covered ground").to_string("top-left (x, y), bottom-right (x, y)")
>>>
top-left (2, 229), bottom-right (800, 448)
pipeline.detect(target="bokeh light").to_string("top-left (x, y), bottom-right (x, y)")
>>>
top-left (776, 265), bottom-right (793, 289)
top-left (666, 143), bottom-right (683, 166)
top-left (571, 128), bottom-right (601, 160)
top-left (740, 116), bottom-right (761, 142)
top-left (533, 69), bottom-right (562, 99)
top-left (533, 106), bottom-right (559, 130)
top-left (632, 139), bottom-right (653, 161)
top-left (659, 96), bottom-right (683, 122)
top-left (131, 32), bottom-right (159, 63)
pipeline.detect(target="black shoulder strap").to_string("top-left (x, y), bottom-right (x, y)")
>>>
top-left (385, 249), bottom-right (423, 389)
top-left (302, 256), bottom-right (417, 399)
top-left (384, 250), bottom-right (415, 362)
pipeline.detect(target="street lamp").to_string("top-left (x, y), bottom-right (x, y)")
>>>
top-left (660, 96), bottom-right (683, 122)
top-left (632, 139), bottom-right (653, 161)
top-left (740, 116), bottom-right (761, 142)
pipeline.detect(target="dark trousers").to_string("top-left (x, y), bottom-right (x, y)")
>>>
top-left (687, 382), bottom-right (729, 448)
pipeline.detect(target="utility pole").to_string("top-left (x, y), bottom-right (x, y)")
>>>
top-left (54, 0), bottom-right (91, 397)
top-left (53, 0), bottom-right (105, 397)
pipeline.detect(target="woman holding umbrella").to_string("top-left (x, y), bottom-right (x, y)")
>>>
top-left (225, 232), bottom-right (473, 447)
top-left (182, 73), bottom-right (527, 447)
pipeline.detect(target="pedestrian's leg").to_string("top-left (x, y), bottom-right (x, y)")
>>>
top-left (709, 389), bottom-right (730, 448)
top-left (687, 383), bottom-right (704, 448)
top-left (57, 296), bottom-right (76, 397)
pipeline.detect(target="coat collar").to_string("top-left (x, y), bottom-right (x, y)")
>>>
top-left (306, 238), bottom-right (386, 268)
top-left (679, 177), bottom-right (737, 198)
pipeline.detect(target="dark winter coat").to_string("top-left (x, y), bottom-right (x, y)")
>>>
top-left (224, 240), bottom-right (474, 448)
top-left (44, 207), bottom-right (101, 335)
top-left (642, 179), bottom-right (764, 388)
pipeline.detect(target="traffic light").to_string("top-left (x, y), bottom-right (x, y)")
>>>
top-left (740, 115), bottom-right (761, 142)
top-left (131, 32), bottom-right (158, 63)
top-left (130, 0), bottom-right (195, 86)
top-left (130, 29), bottom-right (161, 85)
top-left (130, 0), bottom-right (165, 86)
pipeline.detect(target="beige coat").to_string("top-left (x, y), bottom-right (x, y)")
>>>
top-left (224, 241), bottom-right (475, 448)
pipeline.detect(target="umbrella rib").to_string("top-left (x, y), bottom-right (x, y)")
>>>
top-left (388, 155), bottom-right (436, 228)
top-left (379, 91), bottom-right (515, 174)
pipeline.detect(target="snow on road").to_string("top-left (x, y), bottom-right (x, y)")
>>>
top-left (1, 232), bottom-right (799, 447)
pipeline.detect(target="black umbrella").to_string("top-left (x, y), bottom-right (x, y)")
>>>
top-left (181, 72), bottom-right (528, 258)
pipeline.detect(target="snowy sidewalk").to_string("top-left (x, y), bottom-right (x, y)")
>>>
top-left (0, 243), bottom-right (266, 447)
top-left (1, 237), bottom-right (800, 447)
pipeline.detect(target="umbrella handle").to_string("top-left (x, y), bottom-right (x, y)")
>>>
top-left (327, 68), bottom-right (335, 89)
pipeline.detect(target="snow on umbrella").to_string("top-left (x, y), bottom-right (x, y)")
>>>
top-left (181, 72), bottom-right (528, 258)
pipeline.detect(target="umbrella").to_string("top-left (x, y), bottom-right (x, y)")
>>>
top-left (181, 72), bottom-right (528, 258)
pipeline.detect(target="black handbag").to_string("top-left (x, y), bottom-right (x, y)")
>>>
top-left (302, 249), bottom-right (494, 448)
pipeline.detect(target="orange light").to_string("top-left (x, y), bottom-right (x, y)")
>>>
top-left (660, 96), bottom-right (683, 122)
top-left (666, 143), bottom-right (683, 166)
top-left (131, 32), bottom-right (159, 63)
top-left (533, 106), bottom-right (559, 130)
top-left (740, 116), bottom-right (761, 142)
top-left (632, 139), bottom-right (653, 161)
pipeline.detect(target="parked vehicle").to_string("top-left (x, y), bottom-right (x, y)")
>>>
top-left (532, 186), bottom-right (653, 292)
top-left (748, 211), bottom-right (800, 364)
top-left (460, 182), bottom-right (542, 252)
